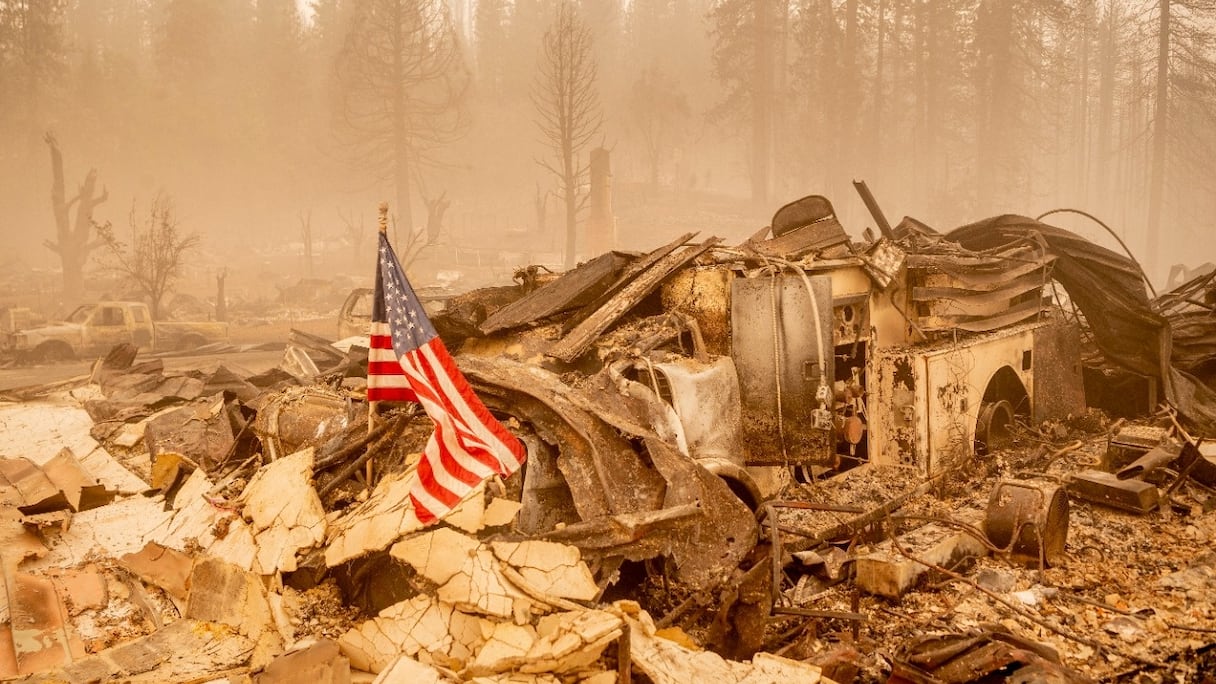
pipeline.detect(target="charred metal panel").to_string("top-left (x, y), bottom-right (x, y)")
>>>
top-left (921, 324), bottom-right (1038, 474)
top-left (871, 322), bottom-right (1057, 475)
top-left (868, 351), bottom-right (924, 470)
top-left (1031, 317), bottom-right (1086, 422)
top-left (731, 275), bottom-right (834, 466)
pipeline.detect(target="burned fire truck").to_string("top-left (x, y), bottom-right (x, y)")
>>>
top-left (373, 191), bottom-right (1120, 656)
top-left (445, 193), bottom-right (1085, 521)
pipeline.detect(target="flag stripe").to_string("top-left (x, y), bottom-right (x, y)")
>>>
top-left (367, 387), bottom-right (417, 402)
top-left (404, 354), bottom-right (501, 477)
top-left (410, 345), bottom-right (499, 454)
top-left (419, 342), bottom-right (524, 468)
top-left (368, 360), bottom-right (411, 375)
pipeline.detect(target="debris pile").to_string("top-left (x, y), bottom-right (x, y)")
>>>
top-left (0, 193), bottom-right (1215, 682)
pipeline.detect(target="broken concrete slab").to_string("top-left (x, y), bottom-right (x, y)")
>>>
top-left (45, 566), bottom-right (107, 615)
top-left (437, 549), bottom-right (538, 622)
top-left (40, 448), bottom-right (114, 512)
top-left (325, 471), bottom-right (425, 568)
top-left (490, 541), bottom-right (598, 602)
top-left (32, 494), bottom-right (170, 569)
top-left (615, 601), bottom-right (832, 684)
top-left (390, 527), bottom-right (480, 586)
top-left (242, 448), bottom-right (326, 574)
top-left (1067, 470), bottom-right (1160, 513)
top-left (372, 654), bottom-right (449, 684)
top-left (338, 594), bottom-right (456, 674)
top-left (465, 621), bottom-right (537, 676)
top-left (0, 457), bottom-right (68, 514)
top-left (8, 618), bottom-right (254, 684)
top-left (517, 610), bottom-right (622, 674)
top-left (0, 449), bottom-right (114, 515)
top-left (8, 571), bottom-right (83, 674)
top-left (0, 400), bottom-right (147, 495)
top-left (855, 522), bottom-right (989, 598)
top-left (257, 638), bottom-right (350, 684)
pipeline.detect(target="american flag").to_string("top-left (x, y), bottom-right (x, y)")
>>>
top-left (367, 232), bottom-right (526, 524)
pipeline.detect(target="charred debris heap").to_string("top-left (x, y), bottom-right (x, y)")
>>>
top-left (1, 192), bottom-right (1215, 683)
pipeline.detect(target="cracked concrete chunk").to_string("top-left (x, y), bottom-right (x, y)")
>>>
top-left (438, 549), bottom-right (536, 621)
top-left (443, 485), bottom-right (488, 534)
top-left (520, 610), bottom-right (622, 674)
top-left (491, 541), bottom-right (598, 601)
top-left (373, 655), bottom-right (450, 684)
top-left (483, 498), bottom-right (522, 528)
top-left (241, 448), bottom-right (327, 574)
top-left (390, 528), bottom-right (480, 586)
top-left (338, 594), bottom-right (454, 674)
top-left (0, 401), bottom-right (147, 495)
top-left (147, 469), bottom-right (259, 572)
top-left (0, 457), bottom-right (68, 514)
top-left (41, 448), bottom-right (114, 512)
top-left (37, 494), bottom-right (169, 568)
top-left (618, 603), bottom-right (830, 684)
top-left (465, 621), bottom-right (536, 676)
top-left (9, 571), bottom-right (82, 675)
top-left (325, 472), bottom-right (424, 568)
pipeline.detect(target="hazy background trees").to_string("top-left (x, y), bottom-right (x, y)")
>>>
top-left (534, 1), bottom-right (602, 268)
top-left (2, 0), bottom-right (1216, 297)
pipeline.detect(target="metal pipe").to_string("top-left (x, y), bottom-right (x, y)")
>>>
top-left (853, 180), bottom-right (895, 239)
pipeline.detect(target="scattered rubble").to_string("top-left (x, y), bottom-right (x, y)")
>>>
top-left (0, 194), bottom-right (1214, 682)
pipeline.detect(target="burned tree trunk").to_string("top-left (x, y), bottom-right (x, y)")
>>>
top-left (1146, 0), bottom-right (1169, 279)
top-left (422, 188), bottom-right (450, 244)
top-left (45, 132), bottom-right (107, 303)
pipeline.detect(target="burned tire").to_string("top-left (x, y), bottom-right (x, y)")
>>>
top-left (975, 399), bottom-right (1015, 455)
top-left (31, 340), bottom-right (74, 364)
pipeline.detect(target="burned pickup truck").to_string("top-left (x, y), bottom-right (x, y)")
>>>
top-left (1, 300), bottom-right (229, 362)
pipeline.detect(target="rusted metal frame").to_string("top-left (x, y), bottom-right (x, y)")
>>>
top-left (911, 270), bottom-right (1049, 302)
top-left (1165, 438), bottom-right (1207, 497)
top-left (761, 500), bottom-right (868, 624)
top-left (916, 298), bottom-right (1043, 333)
top-left (852, 180), bottom-right (895, 239)
top-left (1035, 207), bottom-right (1158, 298)
top-left (771, 606), bottom-right (866, 621)
top-left (551, 237), bottom-right (723, 362)
top-left (909, 256), bottom-right (1047, 288)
